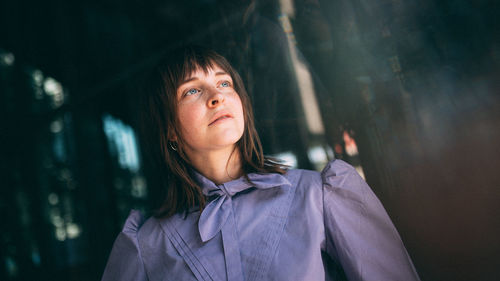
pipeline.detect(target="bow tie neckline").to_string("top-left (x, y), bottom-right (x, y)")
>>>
top-left (191, 170), bottom-right (291, 242)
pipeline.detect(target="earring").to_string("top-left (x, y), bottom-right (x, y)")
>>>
top-left (169, 141), bottom-right (178, 151)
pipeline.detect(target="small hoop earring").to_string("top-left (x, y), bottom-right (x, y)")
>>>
top-left (169, 141), bottom-right (178, 151)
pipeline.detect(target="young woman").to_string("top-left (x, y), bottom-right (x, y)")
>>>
top-left (102, 46), bottom-right (420, 281)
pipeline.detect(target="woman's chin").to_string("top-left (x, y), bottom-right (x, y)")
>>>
top-left (208, 130), bottom-right (243, 147)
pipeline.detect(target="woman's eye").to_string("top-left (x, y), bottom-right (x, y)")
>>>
top-left (220, 81), bottom-right (230, 88)
top-left (185, 88), bottom-right (200, 96)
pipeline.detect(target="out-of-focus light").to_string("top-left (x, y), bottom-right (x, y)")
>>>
top-left (53, 134), bottom-right (67, 163)
top-left (43, 77), bottom-right (62, 95)
top-left (50, 119), bottom-right (63, 133)
top-left (44, 77), bottom-right (65, 107)
top-left (343, 131), bottom-right (359, 156)
top-left (103, 114), bottom-right (141, 172)
top-left (308, 146), bottom-right (328, 170)
top-left (354, 165), bottom-right (366, 180)
top-left (131, 176), bottom-right (147, 198)
top-left (32, 70), bottom-right (44, 86)
top-left (279, 0), bottom-right (295, 17)
top-left (0, 52), bottom-right (15, 66)
top-left (294, 60), bottom-right (325, 134)
top-left (278, 12), bottom-right (325, 135)
top-left (48, 193), bottom-right (59, 205)
top-left (273, 151), bottom-right (298, 168)
top-left (50, 208), bottom-right (63, 227)
top-left (278, 14), bottom-right (296, 44)
top-left (52, 215), bottom-right (64, 227)
top-left (55, 227), bottom-right (66, 241)
top-left (279, 14), bottom-right (293, 33)
top-left (325, 145), bottom-right (334, 160)
top-left (31, 70), bottom-right (45, 100)
top-left (66, 223), bottom-right (81, 239)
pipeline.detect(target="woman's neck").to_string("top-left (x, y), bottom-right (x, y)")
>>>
top-left (186, 146), bottom-right (243, 185)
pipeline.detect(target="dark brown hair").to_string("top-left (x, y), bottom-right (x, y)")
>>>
top-left (139, 46), bottom-right (286, 218)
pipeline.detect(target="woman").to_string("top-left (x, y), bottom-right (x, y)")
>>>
top-left (102, 46), bottom-right (420, 281)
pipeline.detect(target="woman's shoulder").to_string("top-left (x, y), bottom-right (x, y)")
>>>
top-left (117, 210), bottom-right (195, 257)
top-left (111, 210), bottom-right (148, 245)
top-left (284, 159), bottom-right (359, 189)
top-left (118, 210), bottom-right (175, 240)
top-left (320, 159), bottom-right (369, 193)
top-left (121, 210), bottom-right (146, 232)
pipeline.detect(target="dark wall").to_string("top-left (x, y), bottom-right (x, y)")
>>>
top-left (0, 0), bottom-right (498, 280)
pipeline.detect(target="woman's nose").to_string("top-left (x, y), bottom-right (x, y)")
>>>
top-left (207, 89), bottom-right (224, 107)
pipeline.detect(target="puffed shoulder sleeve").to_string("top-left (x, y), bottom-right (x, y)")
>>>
top-left (321, 160), bottom-right (420, 281)
top-left (101, 210), bottom-right (148, 281)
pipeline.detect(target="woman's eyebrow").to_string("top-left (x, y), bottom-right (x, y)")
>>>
top-left (178, 77), bottom-right (199, 87)
top-left (215, 71), bottom-right (229, 76)
top-left (179, 71), bottom-right (230, 87)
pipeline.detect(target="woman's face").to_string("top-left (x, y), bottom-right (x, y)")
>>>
top-left (174, 64), bottom-right (244, 156)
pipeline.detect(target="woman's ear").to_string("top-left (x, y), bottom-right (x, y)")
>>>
top-left (167, 126), bottom-right (178, 142)
top-left (169, 135), bottom-right (177, 142)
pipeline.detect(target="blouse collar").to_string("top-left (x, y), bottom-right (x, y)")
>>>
top-left (191, 169), bottom-right (291, 197)
top-left (191, 169), bottom-right (291, 242)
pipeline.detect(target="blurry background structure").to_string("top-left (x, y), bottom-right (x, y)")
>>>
top-left (0, 0), bottom-right (499, 280)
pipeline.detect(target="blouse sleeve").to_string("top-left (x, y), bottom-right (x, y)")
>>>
top-left (101, 210), bottom-right (148, 281)
top-left (321, 160), bottom-right (420, 281)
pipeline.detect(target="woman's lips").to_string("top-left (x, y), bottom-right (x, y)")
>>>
top-left (209, 114), bottom-right (232, 126)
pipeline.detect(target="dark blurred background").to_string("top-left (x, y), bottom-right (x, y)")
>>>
top-left (1, 0), bottom-right (499, 280)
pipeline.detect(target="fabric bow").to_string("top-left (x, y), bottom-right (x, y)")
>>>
top-left (193, 172), bottom-right (291, 242)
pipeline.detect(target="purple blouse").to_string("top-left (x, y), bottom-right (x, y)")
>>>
top-left (102, 160), bottom-right (420, 281)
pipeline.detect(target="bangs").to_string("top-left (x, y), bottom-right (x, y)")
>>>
top-left (179, 58), bottom-right (215, 85)
top-left (173, 47), bottom-right (231, 89)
